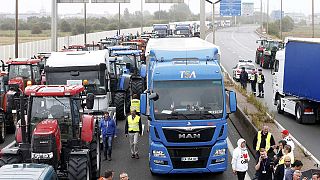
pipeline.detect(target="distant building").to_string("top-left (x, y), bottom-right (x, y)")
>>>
top-left (271, 10), bottom-right (284, 20)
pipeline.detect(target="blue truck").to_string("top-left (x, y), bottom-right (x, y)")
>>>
top-left (273, 38), bottom-right (320, 124)
top-left (140, 38), bottom-right (237, 174)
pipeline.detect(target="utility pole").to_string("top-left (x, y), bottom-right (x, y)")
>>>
top-left (15, 0), bottom-right (18, 58)
top-left (141, 0), bottom-right (143, 34)
top-left (84, 3), bottom-right (87, 45)
top-left (312, 0), bottom-right (314, 38)
top-left (51, 0), bottom-right (57, 52)
top-left (158, 3), bottom-right (160, 21)
top-left (212, 2), bottom-right (215, 44)
top-left (280, 0), bottom-right (283, 40)
top-left (200, 0), bottom-right (206, 40)
top-left (267, 0), bottom-right (269, 34)
top-left (260, 0), bottom-right (263, 32)
top-left (118, 3), bottom-right (121, 36)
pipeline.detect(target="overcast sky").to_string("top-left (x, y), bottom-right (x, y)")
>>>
top-left (0, 0), bottom-right (318, 16)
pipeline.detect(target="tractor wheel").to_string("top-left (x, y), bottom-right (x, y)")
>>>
top-left (125, 92), bottom-right (131, 113)
top-left (5, 113), bottom-right (15, 134)
top-left (114, 92), bottom-right (126, 121)
top-left (131, 79), bottom-right (144, 97)
top-left (0, 114), bottom-right (5, 143)
top-left (0, 154), bottom-right (22, 167)
top-left (89, 122), bottom-right (101, 179)
top-left (68, 155), bottom-right (91, 180)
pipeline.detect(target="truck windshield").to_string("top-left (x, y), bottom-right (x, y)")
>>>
top-left (153, 80), bottom-right (224, 120)
top-left (155, 29), bottom-right (166, 34)
top-left (9, 64), bottom-right (32, 80)
top-left (30, 96), bottom-right (71, 128)
top-left (46, 70), bottom-right (106, 95)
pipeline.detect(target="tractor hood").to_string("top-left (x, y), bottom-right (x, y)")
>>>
top-left (33, 119), bottom-right (59, 135)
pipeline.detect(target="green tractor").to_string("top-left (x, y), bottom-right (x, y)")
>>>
top-left (259, 40), bottom-right (283, 69)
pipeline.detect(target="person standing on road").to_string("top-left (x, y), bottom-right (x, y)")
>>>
top-left (285, 160), bottom-right (303, 180)
top-left (130, 94), bottom-right (140, 115)
top-left (100, 112), bottom-right (116, 161)
top-left (250, 69), bottom-right (258, 96)
top-left (231, 138), bottom-right (250, 180)
top-left (312, 172), bottom-right (320, 180)
top-left (257, 69), bottom-right (265, 98)
top-left (274, 156), bottom-right (292, 180)
top-left (253, 125), bottom-right (276, 160)
top-left (120, 172), bottom-right (129, 180)
top-left (99, 169), bottom-right (114, 180)
top-left (125, 109), bottom-right (142, 159)
top-left (274, 140), bottom-right (287, 164)
top-left (240, 67), bottom-right (249, 90)
top-left (278, 145), bottom-right (294, 165)
top-left (281, 129), bottom-right (295, 151)
top-left (255, 149), bottom-right (273, 180)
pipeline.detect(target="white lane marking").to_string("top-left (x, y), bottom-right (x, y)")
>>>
top-left (227, 138), bottom-right (251, 180)
top-left (3, 140), bottom-right (16, 149)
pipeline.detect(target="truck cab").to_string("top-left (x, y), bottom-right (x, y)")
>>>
top-left (141, 38), bottom-right (237, 174)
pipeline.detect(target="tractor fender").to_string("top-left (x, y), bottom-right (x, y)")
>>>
top-left (5, 90), bottom-right (18, 113)
top-left (1, 147), bottom-right (21, 155)
top-left (81, 114), bottom-right (95, 143)
top-left (140, 64), bottom-right (147, 78)
top-left (119, 74), bottom-right (131, 91)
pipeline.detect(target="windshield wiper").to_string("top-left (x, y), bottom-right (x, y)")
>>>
top-left (53, 96), bottom-right (68, 108)
top-left (167, 112), bottom-right (189, 120)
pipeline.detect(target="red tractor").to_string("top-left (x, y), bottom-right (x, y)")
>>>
top-left (0, 71), bottom-right (8, 143)
top-left (0, 85), bottom-right (100, 180)
top-left (3, 58), bottom-right (43, 135)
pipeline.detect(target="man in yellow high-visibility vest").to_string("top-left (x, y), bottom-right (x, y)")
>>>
top-left (130, 94), bottom-right (140, 115)
top-left (253, 125), bottom-right (276, 160)
top-left (125, 109), bottom-right (142, 159)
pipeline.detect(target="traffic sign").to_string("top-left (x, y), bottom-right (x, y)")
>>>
top-left (242, 2), bottom-right (254, 16)
top-left (220, 0), bottom-right (241, 16)
top-left (91, 0), bottom-right (130, 2)
top-left (145, 0), bottom-right (184, 3)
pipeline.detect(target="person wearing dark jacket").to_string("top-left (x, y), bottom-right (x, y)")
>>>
top-left (125, 109), bottom-right (142, 159)
top-left (100, 112), bottom-right (116, 161)
top-left (257, 68), bottom-right (265, 98)
top-left (274, 156), bottom-right (292, 180)
top-left (240, 67), bottom-right (249, 89)
top-left (255, 149), bottom-right (273, 180)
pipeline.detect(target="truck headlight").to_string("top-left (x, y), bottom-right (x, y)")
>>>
top-left (214, 149), bottom-right (226, 156)
top-left (152, 150), bottom-right (166, 158)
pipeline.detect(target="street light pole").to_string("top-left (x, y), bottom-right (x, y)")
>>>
top-left (51, 0), bottom-right (57, 52)
top-left (200, 0), bottom-right (205, 40)
top-left (158, 3), bottom-right (160, 21)
top-left (260, 0), bottom-right (263, 32)
top-left (312, 0), bottom-right (314, 38)
top-left (84, 3), bottom-right (87, 45)
top-left (118, 3), bottom-right (121, 36)
top-left (141, 0), bottom-right (143, 34)
top-left (267, 0), bottom-right (269, 34)
top-left (15, 0), bottom-right (18, 58)
top-left (212, 2), bottom-right (215, 44)
top-left (280, 0), bottom-right (282, 40)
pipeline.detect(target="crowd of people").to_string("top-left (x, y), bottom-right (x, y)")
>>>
top-left (240, 67), bottom-right (265, 98)
top-left (231, 125), bottom-right (320, 180)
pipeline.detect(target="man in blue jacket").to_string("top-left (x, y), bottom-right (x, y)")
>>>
top-left (100, 112), bottom-right (116, 161)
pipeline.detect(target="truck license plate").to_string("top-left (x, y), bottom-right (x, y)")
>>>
top-left (181, 157), bottom-right (198, 162)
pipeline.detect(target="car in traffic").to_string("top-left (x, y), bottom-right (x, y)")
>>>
top-left (232, 60), bottom-right (256, 81)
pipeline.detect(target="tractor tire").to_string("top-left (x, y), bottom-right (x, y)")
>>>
top-left (114, 92), bottom-right (126, 121)
top-left (0, 113), bottom-right (5, 143)
top-left (89, 123), bottom-right (101, 179)
top-left (131, 79), bottom-right (144, 97)
top-left (0, 154), bottom-right (22, 167)
top-left (68, 155), bottom-right (91, 180)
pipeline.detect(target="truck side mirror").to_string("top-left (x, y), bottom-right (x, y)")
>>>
top-left (149, 93), bottom-right (159, 101)
top-left (86, 93), bottom-right (94, 109)
top-left (140, 93), bottom-right (147, 115)
top-left (229, 91), bottom-right (237, 113)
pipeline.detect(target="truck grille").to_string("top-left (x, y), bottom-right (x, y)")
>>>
top-left (162, 126), bottom-right (215, 143)
top-left (167, 146), bottom-right (211, 169)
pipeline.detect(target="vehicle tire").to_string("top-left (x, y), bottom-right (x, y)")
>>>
top-left (276, 96), bottom-right (284, 114)
top-left (131, 79), bottom-right (144, 97)
top-left (0, 154), bottom-right (22, 167)
top-left (89, 123), bottom-right (100, 179)
top-left (125, 92), bottom-right (131, 113)
top-left (68, 155), bottom-right (91, 180)
top-left (0, 115), bottom-right (5, 144)
top-left (114, 92), bottom-right (126, 121)
top-left (295, 103), bottom-right (304, 124)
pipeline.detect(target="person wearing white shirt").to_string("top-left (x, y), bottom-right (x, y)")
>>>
top-left (232, 138), bottom-right (250, 180)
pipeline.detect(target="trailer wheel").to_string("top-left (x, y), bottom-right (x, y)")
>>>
top-left (276, 96), bottom-right (284, 114)
top-left (114, 92), bottom-right (126, 121)
top-left (131, 79), bottom-right (144, 97)
top-left (295, 103), bottom-right (304, 124)
top-left (0, 154), bottom-right (22, 167)
top-left (68, 155), bottom-right (91, 180)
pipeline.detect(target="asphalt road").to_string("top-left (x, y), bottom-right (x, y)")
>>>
top-left (207, 25), bottom-right (320, 162)
top-left (100, 114), bottom-right (255, 180)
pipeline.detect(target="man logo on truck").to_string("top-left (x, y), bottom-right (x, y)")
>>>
top-left (178, 133), bottom-right (201, 139)
top-left (180, 71), bottom-right (196, 79)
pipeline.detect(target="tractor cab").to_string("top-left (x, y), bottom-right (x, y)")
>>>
top-left (112, 50), bottom-right (144, 75)
top-left (6, 58), bottom-right (42, 92)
